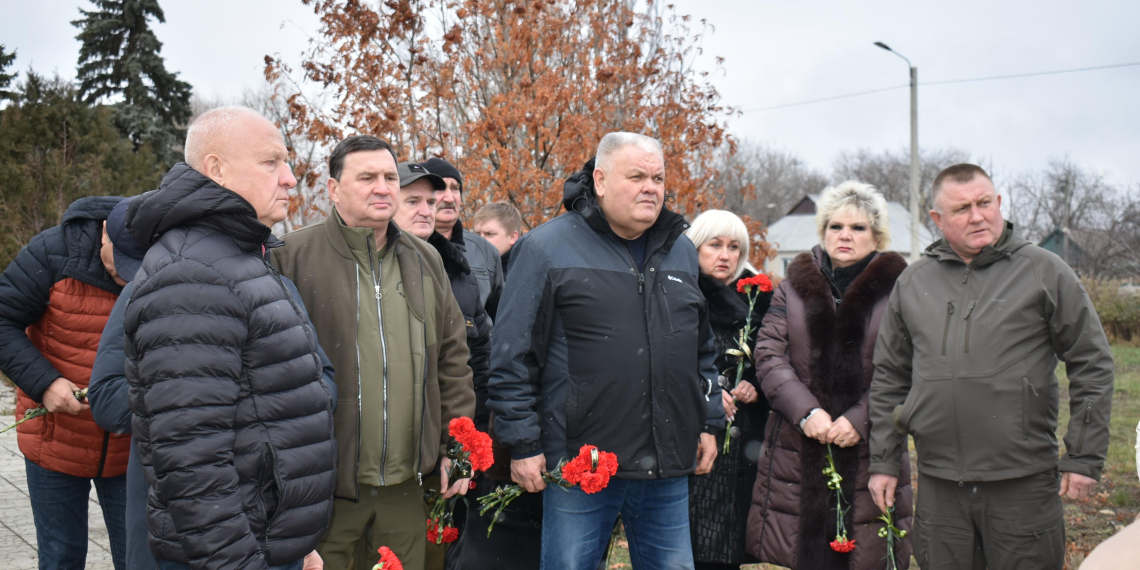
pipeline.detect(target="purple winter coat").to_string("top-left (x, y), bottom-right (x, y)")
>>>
top-left (746, 248), bottom-right (913, 570)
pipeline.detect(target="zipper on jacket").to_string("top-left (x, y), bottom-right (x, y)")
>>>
top-left (961, 265), bottom-right (971, 284)
top-left (354, 270), bottom-right (363, 499)
top-left (416, 253), bottom-right (428, 487)
top-left (1074, 401), bottom-right (1093, 454)
top-left (962, 301), bottom-right (977, 354)
top-left (941, 302), bottom-right (955, 356)
top-left (367, 240), bottom-right (390, 487)
top-left (95, 431), bottom-right (110, 478)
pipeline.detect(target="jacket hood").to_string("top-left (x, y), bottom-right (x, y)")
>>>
top-left (61, 195), bottom-right (126, 294)
top-left (126, 162), bottom-right (271, 251)
top-left (924, 221), bottom-right (1031, 268)
top-left (561, 157), bottom-right (689, 248)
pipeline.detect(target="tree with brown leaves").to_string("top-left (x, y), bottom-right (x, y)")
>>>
top-left (266, 0), bottom-right (773, 265)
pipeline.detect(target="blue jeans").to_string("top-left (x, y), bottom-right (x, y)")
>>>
top-left (25, 458), bottom-right (127, 570)
top-left (541, 476), bottom-right (694, 570)
top-left (158, 561), bottom-right (303, 570)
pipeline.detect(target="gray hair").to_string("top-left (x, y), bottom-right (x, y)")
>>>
top-left (685, 209), bottom-right (752, 279)
top-left (815, 181), bottom-right (892, 251)
top-left (184, 106), bottom-right (271, 170)
top-left (594, 132), bottom-right (663, 172)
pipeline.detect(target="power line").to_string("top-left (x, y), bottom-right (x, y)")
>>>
top-left (741, 60), bottom-right (1140, 113)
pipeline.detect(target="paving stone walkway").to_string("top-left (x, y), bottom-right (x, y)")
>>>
top-left (0, 381), bottom-right (116, 569)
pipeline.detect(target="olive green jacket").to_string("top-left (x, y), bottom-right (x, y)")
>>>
top-left (272, 213), bottom-right (475, 500)
top-left (869, 222), bottom-right (1114, 483)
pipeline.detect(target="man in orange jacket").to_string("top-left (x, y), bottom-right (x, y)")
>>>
top-left (0, 195), bottom-right (131, 569)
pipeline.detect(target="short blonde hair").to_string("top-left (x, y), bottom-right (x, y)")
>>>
top-left (685, 210), bottom-right (751, 279)
top-left (815, 181), bottom-right (891, 251)
top-left (184, 106), bottom-right (269, 170)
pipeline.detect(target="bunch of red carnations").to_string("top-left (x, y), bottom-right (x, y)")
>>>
top-left (371, 546), bottom-right (403, 570)
top-left (477, 444), bottom-right (618, 536)
top-left (723, 273), bottom-right (774, 453)
top-left (424, 417), bottom-right (495, 545)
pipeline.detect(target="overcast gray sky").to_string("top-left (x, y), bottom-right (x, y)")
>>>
top-left (5, 0), bottom-right (1139, 187)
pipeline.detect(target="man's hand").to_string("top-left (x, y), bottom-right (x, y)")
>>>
top-left (43, 378), bottom-right (88, 415)
top-left (302, 550), bottom-right (323, 570)
top-left (869, 474), bottom-right (898, 514)
top-left (825, 416), bottom-right (861, 448)
top-left (731, 382), bottom-right (759, 404)
top-left (721, 391), bottom-right (737, 421)
top-left (802, 410), bottom-right (833, 443)
top-left (439, 457), bottom-right (472, 499)
top-left (1059, 472), bottom-right (1097, 501)
top-left (511, 454), bottom-right (547, 493)
top-left (695, 433), bottom-right (717, 475)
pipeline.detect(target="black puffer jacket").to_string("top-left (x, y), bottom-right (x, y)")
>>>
top-left (427, 231), bottom-right (493, 431)
top-left (487, 158), bottom-right (722, 478)
top-left (124, 164), bottom-right (336, 569)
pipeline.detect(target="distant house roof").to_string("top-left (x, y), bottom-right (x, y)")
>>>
top-left (765, 194), bottom-right (935, 256)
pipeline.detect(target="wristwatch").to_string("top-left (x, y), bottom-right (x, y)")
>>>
top-left (799, 407), bottom-right (823, 430)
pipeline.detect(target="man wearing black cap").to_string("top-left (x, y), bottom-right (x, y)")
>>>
top-left (0, 195), bottom-right (131, 569)
top-left (422, 158), bottom-right (504, 316)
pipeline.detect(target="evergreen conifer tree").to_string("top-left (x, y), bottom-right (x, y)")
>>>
top-left (73, 0), bottom-right (192, 165)
top-left (0, 45), bottom-right (17, 102)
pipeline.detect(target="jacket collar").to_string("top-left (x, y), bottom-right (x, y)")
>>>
top-left (127, 163), bottom-right (270, 252)
top-left (924, 221), bottom-right (1031, 268)
top-left (323, 208), bottom-right (403, 259)
top-left (427, 231), bottom-right (471, 278)
top-left (448, 218), bottom-right (467, 248)
top-left (697, 272), bottom-right (747, 329)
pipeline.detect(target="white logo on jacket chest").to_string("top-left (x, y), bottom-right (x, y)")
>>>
top-left (667, 275), bottom-right (683, 284)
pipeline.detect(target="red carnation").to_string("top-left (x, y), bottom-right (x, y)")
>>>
top-left (426, 520), bottom-right (439, 544)
top-left (449, 416), bottom-right (476, 440)
top-left (374, 546), bottom-right (404, 570)
top-left (736, 274), bottom-right (774, 294)
top-left (560, 445), bottom-right (618, 494)
top-left (442, 526), bottom-right (459, 543)
top-left (830, 537), bottom-right (857, 553)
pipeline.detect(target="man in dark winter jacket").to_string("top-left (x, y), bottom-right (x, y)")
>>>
top-left (0, 195), bottom-right (130, 570)
top-left (122, 106), bottom-right (337, 570)
top-left (423, 157), bottom-right (504, 316)
top-left (487, 132), bottom-right (723, 569)
top-left (868, 164), bottom-right (1115, 570)
top-left (89, 196), bottom-right (338, 570)
top-left (393, 162), bottom-right (493, 430)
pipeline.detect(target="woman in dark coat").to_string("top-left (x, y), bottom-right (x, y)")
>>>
top-left (686, 210), bottom-right (773, 570)
top-left (746, 182), bottom-right (913, 570)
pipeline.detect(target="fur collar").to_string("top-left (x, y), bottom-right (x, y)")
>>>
top-left (786, 250), bottom-right (907, 570)
top-left (427, 231), bottom-right (471, 278)
top-left (698, 272), bottom-right (748, 329)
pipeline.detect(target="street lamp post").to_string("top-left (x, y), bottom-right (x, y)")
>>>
top-left (874, 41), bottom-right (921, 262)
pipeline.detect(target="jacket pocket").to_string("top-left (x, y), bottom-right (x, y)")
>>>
top-left (465, 317), bottom-right (478, 339)
top-left (962, 301), bottom-right (977, 354)
top-left (941, 302), bottom-right (955, 356)
top-left (258, 442), bottom-right (281, 529)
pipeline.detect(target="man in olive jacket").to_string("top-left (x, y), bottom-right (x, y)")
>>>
top-left (868, 164), bottom-right (1114, 570)
top-left (271, 136), bottom-right (475, 570)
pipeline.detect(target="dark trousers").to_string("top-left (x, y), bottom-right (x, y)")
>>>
top-left (914, 469), bottom-right (1065, 570)
top-left (25, 458), bottom-right (127, 570)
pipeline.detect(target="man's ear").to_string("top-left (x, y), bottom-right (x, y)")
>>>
top-left (202, 154), bottom-right (225, 187)
top-left (327, 177), bottom-right (340, 206)
top-left (508, 231), bottom-right (519, 246)
top-left (592, 168), bottom-right (606, 199)
top-left (929, 209), bottom-right (942, 231)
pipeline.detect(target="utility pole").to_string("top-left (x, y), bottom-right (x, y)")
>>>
top-left (875, 42), bottom-right (921, 261)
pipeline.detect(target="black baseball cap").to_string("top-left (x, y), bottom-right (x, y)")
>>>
top-left (105, 197), bottom-right (147, 282)
top-left (398, 162), bottom-right (447, 190)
